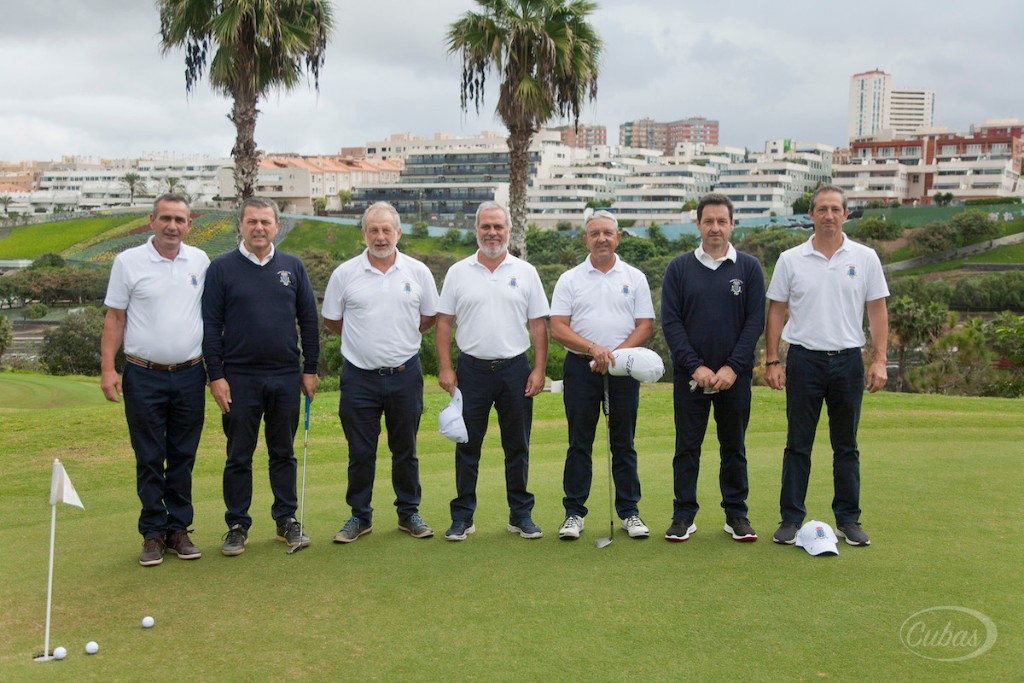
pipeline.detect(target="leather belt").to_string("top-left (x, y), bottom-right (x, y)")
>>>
top-left (461, 353), bottom-right (525, 371)
top-left (374, 364), bottom-right (406, 375)
top-left (792, 345), bottom-right (859, 356)
top-left (126, 354), bottom-right (203, 372)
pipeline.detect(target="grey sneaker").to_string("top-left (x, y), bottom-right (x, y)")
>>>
top-left (665, 518), bottom-right (696, 542)
top-left (724, 517), bottom-right (758, 542)
top-left (221, 524), bottom-right (248, 556)
top-left (333, 517), bottom-right (372, 543)
top-left (444, 519), bottom-right (475, 541)
top-left (276, 517), bottom-right (311, 548)
top-left (836, 522), bottom-right (871, 546)
top-left (558, 515), bottom-right (585, 540)
top-left (398, 513), bottom-right (434, 538)
top-left (139, 537), bottom-right (165, 566)
top-left (621, 515), bottom-right (650, 538)
top-left (773, 522), bottom-right (800, 545)
top-left (165, 530), bottom-right (202, 559)
top-left (508, 517), bottom-right (543, 539)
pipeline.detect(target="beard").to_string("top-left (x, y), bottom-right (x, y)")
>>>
top-left (477, 237), bottom-right (507, 259)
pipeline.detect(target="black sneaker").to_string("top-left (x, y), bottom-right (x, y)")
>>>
top-left (665, 518), bottom-right (697, 542)
top-left (165, 529), bottom-right (202, 559)
top-left (221, 524), bottom-right (248, 556)
top-left (836, 522), bottom-right (871, 546)
top-left (139, 537), bottom-right (165, 566)
top-left (773, 522), bottom-right (800, 545)
top-left (276, 517), bottom-right (311, 548)
top-left (398, 513), bottom-right (434, 538)
top-left (444, 519), bottom-right (475, 542)
top-left (724, 517), bottom-right (758, 542)
top-left (508, 517), bottom-right (543, 539)
top-left (333, 517), bottom-right (372, 543)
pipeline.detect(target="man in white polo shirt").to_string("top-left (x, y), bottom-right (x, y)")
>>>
top-left (101, 193), bottom-right (210, 567)
top-left (765, 185), bottom-right (889, 548)
top-left (322, 201), bottom-right (439, 543)
top-left (549, 209), bottom-right (655, 540)
top-left (436, 201), bottom-right (550, 541)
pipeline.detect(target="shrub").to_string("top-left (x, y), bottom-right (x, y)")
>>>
top-left (852, 216), bottom-right (903, 241)
top-left (40, 307), bottom-right (105, 375)
top-left (25, 303), bottom-right (49, 320)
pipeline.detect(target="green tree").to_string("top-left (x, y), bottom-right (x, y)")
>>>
top-left (852, 216), bottom-right (903, 241)
top-left (950, 209), bottom-right (999, 244)
top-left (734, 228), bottom-right (804, 268)
top-left (887, 296), bottom-right (949, 391)
top-left (312, 197), bottom-right (328, 213)
top-left (791, 191), bottom-right (812, 215)
top-left (0, 315), bottom-right (12, 361)
top-left (448, 0), bottom-right (602, 259)
top-left (908, 320), bottom-right (997, 396)
top-left (908, 222), bottom-right (958, 256)
top-left (337, 189), bottom-right (352, 212)
top-left (985, 313), bottom-right (1024, 397)
top-left (0, 195), bottom-right (13, 215)
top-left (164, 176), bottom-right (185, 194)
top-left (121, 172), bottom-right (146, 206)
top-left (29, 253), bottom-right (66, 270)
top-left (158, 0), bottom-right (334, 200)
top-left (40, 307), bottom-right (106, 375)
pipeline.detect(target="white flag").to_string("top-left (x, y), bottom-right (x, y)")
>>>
top-left (49, 459), bottom-right (84, 509)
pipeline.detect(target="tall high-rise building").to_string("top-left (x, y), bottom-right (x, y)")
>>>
top-left (551, 124), bottom-right (607, 149)
top-left (848, 70), bottom-right (935, 141)
top-left (619, 117), bottom-right (719, 155)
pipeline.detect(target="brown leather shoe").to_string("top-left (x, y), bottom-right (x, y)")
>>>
top-left (139, 537), bottom-right (166, 566)
top-left (165, 530), bottom-right (202, 560)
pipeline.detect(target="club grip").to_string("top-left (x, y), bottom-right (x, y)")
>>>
top-left (304, 393), bottom-right (311, 430)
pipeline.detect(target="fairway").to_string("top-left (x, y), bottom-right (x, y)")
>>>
top-left (1, 375), bottom-right (1021, 681)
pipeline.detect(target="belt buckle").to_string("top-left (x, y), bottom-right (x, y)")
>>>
top-left (826, 350), bottom-right (840, 356)
top-left (489, 359), bottom-right (503, 371)
top-left (376, 367), bottom-right (389, 376)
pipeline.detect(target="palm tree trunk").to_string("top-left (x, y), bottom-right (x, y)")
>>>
top-left (229, 94), bottom-right (260, 201)
top-left (506, 126), bottom-right (532, 260)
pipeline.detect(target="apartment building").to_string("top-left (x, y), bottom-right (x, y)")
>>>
top-left (619, 117), bottom-right (719, 156)
top-left (848, 70), bottom-right (935, 141)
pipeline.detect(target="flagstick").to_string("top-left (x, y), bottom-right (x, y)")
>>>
top-left (36, 503), bottom-right (56, 661)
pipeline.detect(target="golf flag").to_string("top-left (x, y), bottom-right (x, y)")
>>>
top-left (48, 459), bottom-right (83, 509)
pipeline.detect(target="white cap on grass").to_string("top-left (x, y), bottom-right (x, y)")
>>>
top-left (795, 520), bottom-right (840, 556)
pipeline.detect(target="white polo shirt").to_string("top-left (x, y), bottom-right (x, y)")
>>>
top-left (550, 254), bottom-right (655, 351)
top-left (322, 249), bottom-right (439, 370)
top-left (104, 237), bottom-right (210, 364)
top-left (437, 251), bottom-right (550, 360)
top-left (766, 234), bottom-right (889, 351)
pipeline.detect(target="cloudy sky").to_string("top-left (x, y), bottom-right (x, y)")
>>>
top-left (2, 0), bottom-right (1021, 161)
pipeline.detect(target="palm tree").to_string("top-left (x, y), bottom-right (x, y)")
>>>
top-left (448, 0), bottom-right (602, 258)
top-left (165, 176), bottom-right (184, 194)
top-left (0, 195), bottom-right (13, 215)
top-left (121, 172), bottom-right (146, 206)
top-left (158, 0), bottom-right (334, 201)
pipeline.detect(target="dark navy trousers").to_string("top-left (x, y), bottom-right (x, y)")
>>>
top-left (221, 369), bottom-right (301, 529)
top-left (780, 345), bottom-right (864, 525)
top-left (339, 356), bottom-right (423, 523)
top-left (561, 352), bottom-right (642, 519)
top-left (450, 353), bottom-right (535, 522)
top-left (671, 371), bottom-right (752, 521)
top-left (122, 361), bottom-right (206, 539)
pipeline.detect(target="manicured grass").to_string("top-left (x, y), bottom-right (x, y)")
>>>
top-left (1, 374), bottom-right (1020, 680)
top-left (279, 219), bottom-right (367, 259)
top-left (967, 241), bottom-right (1024, 264)
top-left (0, 216), bottom-right (144, 259)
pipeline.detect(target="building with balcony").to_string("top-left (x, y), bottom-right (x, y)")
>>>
top-left (619, 117), bottom-right (719, 156)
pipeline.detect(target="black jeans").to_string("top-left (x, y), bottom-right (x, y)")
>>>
top-left (671, 371), bottom-right (752, 521)
top-left (122, 361), bottom-right (205, 539)
top-left (339, 356), bottom-right (423, 523)
top-left (780, 345), bottom-right (864, 525)
top-left (221, 369), bottom-right (300, 529)
top-left (561, 352), bottom-right (641, 519)
top-left (450, 353), bottom-right (535, 522)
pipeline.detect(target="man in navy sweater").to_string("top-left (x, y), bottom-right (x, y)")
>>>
top-left (661, 193), bottom-right (765, 543)
top-left (202, 197), bottom-right (320, 556)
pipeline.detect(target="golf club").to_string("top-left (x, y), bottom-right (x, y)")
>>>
top-left (288, 393), bottom-right (311, 555)
top-left (594, 374), bottom-right (614, 549)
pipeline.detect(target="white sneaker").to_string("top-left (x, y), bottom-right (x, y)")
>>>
top-left (621, 515), bottom-right (650, 538)
top-left (558, 515), bottom-right (584, 539)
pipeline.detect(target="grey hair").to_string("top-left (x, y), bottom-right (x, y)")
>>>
top-left (475, 200), bottom-right (511, 228)
top-left (583, 208), bottom-right (618, 231)
top-left (238, 197), bottom-right (280, 224)
top-left (152, 193), bottom-right (189, 214)
top-left (362, 201), bottom-right (401, 232)
top-left (809, 185), bottom-right (848, 212)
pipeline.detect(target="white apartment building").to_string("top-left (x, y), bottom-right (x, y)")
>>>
top-left (848, 70), bottom-right (935, 142)
top-left (928, 158), bottom-right (1021, 201)
top-left (889, 89), bottom-right (935, 137)
top-left (613, 163), bottom-right (718, 224)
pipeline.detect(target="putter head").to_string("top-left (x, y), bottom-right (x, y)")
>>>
top-left (594, 536), bottom-right (613, 548)
top-left (286, 543), bottom-right (305, 555)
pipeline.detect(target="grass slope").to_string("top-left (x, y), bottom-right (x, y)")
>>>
top-left (1, 374), bottom-right (1020, 681)
top-left (0, 216), bottom-right (144, 259)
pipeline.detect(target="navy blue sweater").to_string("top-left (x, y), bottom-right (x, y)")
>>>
top-left (661, 250), bottom-right (765, 376)
top-left (202, 249), bottom-right (320, 380)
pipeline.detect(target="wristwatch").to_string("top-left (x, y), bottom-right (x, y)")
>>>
top-left (765, 360), bottom-right (781, 368)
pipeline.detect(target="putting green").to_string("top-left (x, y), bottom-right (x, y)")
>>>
top-left (0, 374), bottom-right (105, 410)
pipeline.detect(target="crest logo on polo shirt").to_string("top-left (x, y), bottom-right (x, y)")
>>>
top-left (402, 281), bottom-right (413, 294)
top-left (278, 270), bottom-right (293, 287)
top-left (508, 276), bottom-right (519, 289)
top-left (729, 278), bottom-right (743, 296)
top-left (189, 273), bottom-right (199, 287)
top-left (846, 264), bottom-right (858, 279)
top-left (620, 284), bottom-right (631, 297)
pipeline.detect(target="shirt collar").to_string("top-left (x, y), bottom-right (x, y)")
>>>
top-left (694, 243), bottom-right (736, 266)
top-left (239, 242), bottom-right (275, 265)
top-left (145, 235), bottom-right (189, 262)
top-left (800, 233), bottom-right (849, 257)
top-left (585, 253), bottom-right (622, 273)
top-left (359, 247), bottom-right (403, 273)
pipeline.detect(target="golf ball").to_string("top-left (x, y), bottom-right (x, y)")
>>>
top-left (53, 646), bottom-right (67, 660)
top-left (142, 616), bottom-right (155, 628)
top-left (85, 641), bottom-right (99, 655)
